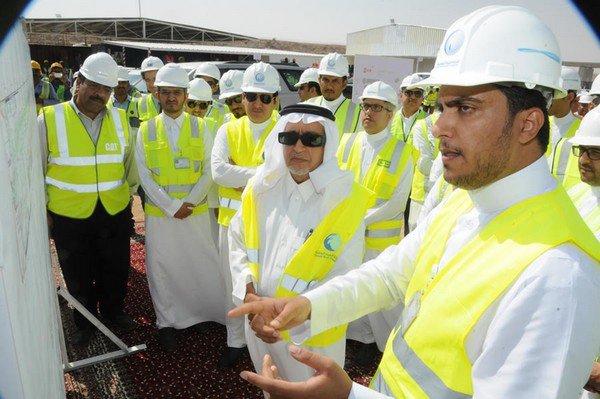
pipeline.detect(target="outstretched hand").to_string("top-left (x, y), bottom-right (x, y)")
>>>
top-left (240, 345), bottom-right (353, 399)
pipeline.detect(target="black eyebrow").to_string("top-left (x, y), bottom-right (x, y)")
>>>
top-left (443, 96), bottom-right (484, 108)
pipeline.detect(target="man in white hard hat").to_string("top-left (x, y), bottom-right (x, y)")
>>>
top-left (337, 81), bottom-right (414, 366)
top-left (228, 103), bottom-right (370, 382)
top-left (211, 61), bottom-right (280, 367)
top-left (185, 78), bottom-right (215, 125)
top-left (229, 6), bottom-right (600, 398)
top-left (294, 67), bottom-right (321, 102)
top-left (111, 66), bottom-right (140, 129)
top-left (219, 69), bottom-right (246, 123)
top-left (137, 56), bottom-right (164, 122)
top-left (38, 52), bottom-right (139, 346)
top-left (578, 93), bottom-right (594, 118)
top-left (136, 63), bottom-right (224, 353)
top-left (391, 73), bottom-right (438, 231)
top-left (306, 53), bottom-right (360, 135)
top-left (194, 62), bottom-right (228, 128)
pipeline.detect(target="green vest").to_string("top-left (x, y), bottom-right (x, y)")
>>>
top-left (137, 93), bottom-right (160, 122)
top-left (307, 96), bottom-right (360, 135)
top-left (140, 114), bottom-right (208, 217)
top-left (569, 182), bottom-right (600, 235)
top-left (550, 123), bottom-right (582, 191)
top-left (44, 103), bottom-right (131, 218)
top-left (371, 187), bottom-right (599, 397)
top-left (338, 132), bottom-right (412, 251)
top-left (241, 181), bottom-right (372, 346)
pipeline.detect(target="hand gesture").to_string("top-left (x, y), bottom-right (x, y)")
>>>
top-left (174, 202), bottom-right (194, 219)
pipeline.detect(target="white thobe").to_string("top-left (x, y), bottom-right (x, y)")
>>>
top-left (318, 94), bottom-right (347, 115)
top-left (228, 164), bottom-right (365, 382)
top-left (344, 129), bottom-right (414, 350)
top-left (548, 112), bottom-right (578, 166)
top-left (300, 156), bottom-right (600, 399)
top-left (211, 117), bottom-right (276, 347)
top-left (136, 112), bottom-right (225, 329)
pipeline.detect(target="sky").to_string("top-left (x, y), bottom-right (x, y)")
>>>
top-left (22, 0), bottom-right (600, 63)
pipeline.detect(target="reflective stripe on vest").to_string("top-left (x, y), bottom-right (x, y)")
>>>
top-left (141, 114), bottom-right (207, 217)
top-left (390, 109), bottom-right (427, 144)
top-left (217, 114), bottom-right (278, 226)
top-left (373, 188), bottom-right (600, 397)
top-left (411, 114), bottom-right (438, 203)
top-left (338, 132), bottom-right (411, 251)
top-left (551, 135), bottom-right (581, 190)
top-left (241, 181), bottom-right (372, 346)
top-left (308, 96), bottom-right (360, 135)
top-left (44, 103), bottom-right (130, 218)
top-left (40, 80), bottom-right (50, 100)
top-left (569, 182), bottom-right (600, 235)
top-left (138, 94), bottom-right (159, 122)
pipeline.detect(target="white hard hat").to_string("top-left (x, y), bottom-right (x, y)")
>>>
top-left (294, 68), bottom-right (319, 88)
top-left (570, 107), bottom-right (600, 147)
top-left (420, 6), bottom-right (564, 97)
top-left (154, 63), bottom-right (190, 88)
top-left (188, 78), bottom-right (213, 101)
top-left (194, 62), bottom-right (221, 80)
top-left (559, 67), bottom-right (581, 92)
top-left (359, 81), bottom-right (398, 108)
top-left (589, 74), bottom-right (600, 96)
top-left (140, 56), bottom-right (164, 73)
top-left (117, 66), bottom-right (130, 82)
top-left (579, 94), bottom-right (594, 104)
top-left (242, 62), bottom-right (280, 93)
top-left (218, 69), bottom-right (244, 100)
top-left (318, 53), bottom-right (349, 78)
top-left (401, 73), bottom-right (425, 90)
top-left (79, 52), bottom-right (118, 88)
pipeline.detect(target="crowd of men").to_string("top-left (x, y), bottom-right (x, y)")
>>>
top-left (34, 4), bottom-right (599, 398)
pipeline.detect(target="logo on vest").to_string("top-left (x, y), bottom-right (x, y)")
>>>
top-left (377, 159), bottom-right (391, 168)
top-left (105, 142), bottom-right (119, 152)
top-left (323, 233), bottom-right (341, 252)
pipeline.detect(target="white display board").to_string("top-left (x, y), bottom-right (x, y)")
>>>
top-left (352, 55), bottom-right (414, 104)
top-left (0, 21), bottom-right (64, 399)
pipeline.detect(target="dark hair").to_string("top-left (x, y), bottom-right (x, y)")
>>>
top-left (494, 85), bottom-right (549, 152)
top-left (307, 81), bottom-right (321, 95)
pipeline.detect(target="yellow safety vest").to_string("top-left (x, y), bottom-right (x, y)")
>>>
top-left (112, 97), bottom-right (140, 129)
top-left (410, 114), bottom-right (440, 203)
top-left (140, 113), bottom-right (209, 217)
top-left (550, 124), bottom-right (582, 191)
top-left (569, 182), bottom-right (600, 235)
top-left (207, 100), bottom-right (228, 129)
top-left (307, 96), bottom-right (360, 135)
top-left (44, 103), bottom-right (130, 219)
top-left (338, 132), bottom-right (413, 251)
top-left (241, 181), bottom-right (372, 346)
top-left (137, 93), bottom-right (160, 122)
top-left (202, 116), bottom-right (218, 137)
top-left (217, 114), bottom-right (278, 227)
top-left (371, 187), bottom-right (600, 398)
top-left (36, 80), bottom-right (51, 113)
top-left (546, 116), bottom-right (580, 158)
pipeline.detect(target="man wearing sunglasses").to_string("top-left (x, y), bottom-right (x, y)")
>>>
top-left (194, 62), bottom-right (228, 128)
top-left (229, 6), bottom-right (600, 399)
top-left (294, 68), bottom-right (321, 102)
top-left (306, 53), bottom-right (360, 135)
top-left (38, 52), bottom-right (139, 346)
top-left (186, 78), bottom-right (217, 134)
top-left (211, 61), bottom-right (280, 367)
top-left (337, 81), bottom-right (414, 368)
top-left (137, 56), bottom-right (164, 122)
top-left (219, 69), bottom-right (246, 123)
top-left (391, 73), bottom-right (438, 232)
top-left (136, 63), bottom-right (224, 353)
top-left (228, 103), bottom-right (370, 382)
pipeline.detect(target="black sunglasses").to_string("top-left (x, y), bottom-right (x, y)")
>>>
top-left (187, 100), bottom-right (209, 109)
top-left (278, 131), bottom-right (326, 147)
top-left (244, 92), bottom-right (276, 104)
top-left (225, 95), bottom-right (243, 106)
top-left (402, 89), bottom-right (423, 98)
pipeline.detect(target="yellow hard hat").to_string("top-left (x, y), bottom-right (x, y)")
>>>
top-left (50, 62), bottom-right (63, 70)
top-left (31, 60), bottom-right (41, 70)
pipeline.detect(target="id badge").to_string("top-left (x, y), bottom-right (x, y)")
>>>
top-left (400, 290), bottom-right (422, 336)
top-left (174, 157), bottom-right (190, 169)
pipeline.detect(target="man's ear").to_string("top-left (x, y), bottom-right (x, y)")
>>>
top-left (516, 107), bottom-right (545, 145)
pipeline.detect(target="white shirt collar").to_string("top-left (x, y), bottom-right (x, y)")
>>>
top-left (322, 95), bottom-right (346, 110)
top-left (468, 156), bottom-right (557, 213)
top-left (248, 117), bottom-right (273, 131)
top-left (592, 185), bottom-right (600, 198)
top-left (285, 172), bottom-right (315, 202)
top-left (364, 128), bottom-right (390, 144)
top-left (160, 111), bottom-right (185, 126)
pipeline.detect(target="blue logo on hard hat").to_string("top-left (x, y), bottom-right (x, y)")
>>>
top-left (324, 234), bottom-right (342, 251)
top-left (255, 72), bottom-right (265, 82)
top-left (327, 58), bottom-right (336, 68)
top-left (517, 48), bottom-right (560, 63)
top-left (444, 30), bottom-right (465, 56)
top-left (225, 79), bottom-right (233, 87)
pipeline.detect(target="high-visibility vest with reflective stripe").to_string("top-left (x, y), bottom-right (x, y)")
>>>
top-left (140, 114), bottom-right (208, 217)
top-left (137, 93), bottom-right (160, 122)
top-left (217, 114), bottom-right (278, 226)
top-left (112, 97), bottom-right (140, 128)
top-left (307, 96), bottom-right (360, 135)
top-left (371, 187), bottom-right (600, 398)
top-left (546, 116), bottom-right (580, 158)
top-left (390, 109), bottom-right (427, 145)
top-left (410, 114), bottom-right (439, 203)
top-left (338, 132), bottom-right (412, 251)
top-left (241, 181), bottom-right (372, 346)
top-left (44, 103), bottom-right (130, 218)
top-left (551, 133), bottom-right (582, 191)
top-left (207, 100), bottom-right (227, 129)
top-left (203, 116), bottom-right (218, 137)
top-left (36, 80), bottom-right (51, 113)
top-left (569, 182), bottom-right (600, 235)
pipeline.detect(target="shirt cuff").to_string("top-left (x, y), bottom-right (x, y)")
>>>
top-left (303, 287), bottom-right (333, 338)
top-left (349, 382), bottom-right (391, 399)
top-left (164, 198), bottom-right (184, 217)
